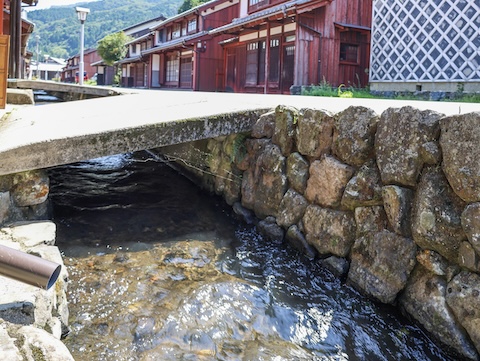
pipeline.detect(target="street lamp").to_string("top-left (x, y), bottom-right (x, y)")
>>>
top-left (75, 7), bottom-right (90, 85)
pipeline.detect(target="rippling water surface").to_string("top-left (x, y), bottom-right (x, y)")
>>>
top-left (48, 152), bottom-right (458, 361)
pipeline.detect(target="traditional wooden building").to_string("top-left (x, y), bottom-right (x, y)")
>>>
top-left (120, 0), bottom-right (239, 91)
top-left (210, 0), bottom-right (372, 93)
top-left (62, 48), bottom-right (100, 83)
top-left (2, 0), bottom-right (37, 78)
top-left (370, 0), bottom-right (480, 93)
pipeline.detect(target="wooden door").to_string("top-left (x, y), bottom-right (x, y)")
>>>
top-left (281, 44), bottom-right (294, 93)
top-left (179, 57), bottom-right (192, 88)
top-left (225, 48), bottom-right (236, 92)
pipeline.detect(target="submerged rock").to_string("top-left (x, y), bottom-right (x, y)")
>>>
top-left (399, 265), bottom-right (478, 361)
top-left (285, 224), bottom-right (316, 259)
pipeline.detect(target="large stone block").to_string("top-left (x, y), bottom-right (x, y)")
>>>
top-left (440, 112), bottom-right (480, 202)
top-left (286, 152), bottom-right (309, 195)
top-left (277, 189), bottom-right (308, 229)
top-left (347, 230), bottom-right (417, 304)
top-left (305, 155), bottom-right (354, 208)
top-left (341, 159), bottom-right (383, 210)
top-left (242, 142), bottom-right (287, 219)
top-left (382, 185), bottom-right (414, 237)
top-left (296, 108), bottom-right (334, 159)
top-left (375, 106), bottom-right (442, 187)
top-left (272, 105), bottom-right (298, 157)
top-left (446, 271), bottom-right (480, 357)
top-left (303, 204), bottom-right (356, 257)
top-left (462, 203), bottom-right (480, 256)
top-left (412, 166), bottom-right (467, 264)
top-left (333, 106), bottom-right (378, 167)
top-left (11, 170), bottom-right (49, 207)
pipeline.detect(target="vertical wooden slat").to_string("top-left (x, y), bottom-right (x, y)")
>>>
top-left (0, 34), bottom-right (10, 109)
top-left (0, 0), bottom-right (4, 35)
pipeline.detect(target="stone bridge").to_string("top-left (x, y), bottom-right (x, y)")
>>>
top-left (0, 89), bottom-right (477, 177)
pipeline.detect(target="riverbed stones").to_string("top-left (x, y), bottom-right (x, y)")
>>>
top-left (440, 112), bottom-right (480, 202)
top-left (399, 265), bottom-right (479, 361)
top-left (375, 106), bottom-right (442, 187)
top-left (302, 205), bottom-right (356, 257)
top-left (296, 108), bottom-right (334, 159)
top-left (333, 106), bottom-right (378, 167)
top-left (285, 225), bottom-right (316, 259)
top-left (257, 216), bottom-right (284, 243)
top-left (411, 166), bottom-right (467, 264)
top-left (305, 155), bottom-right (354, 208)
top-left (382, 185), bottom-right (414, 237)
top-left (348, 230), bottom-right (417, 304)
top-left (341, 159), bottom-right (383, 210)
top-left (446, 271), bottom-right (480, 357)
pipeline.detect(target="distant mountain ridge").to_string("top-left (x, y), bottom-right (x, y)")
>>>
top-left (27, 0), bottom-right (183, 59)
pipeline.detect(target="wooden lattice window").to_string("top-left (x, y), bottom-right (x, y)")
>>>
top-left (339, 43), bottom-right (358, 64)
top-left (166, 54), bottom-right (179, 83)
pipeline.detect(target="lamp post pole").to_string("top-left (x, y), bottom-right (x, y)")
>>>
top-left (76, 7), bottom-right (90, 86)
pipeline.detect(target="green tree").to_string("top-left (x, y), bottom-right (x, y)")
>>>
top-left (178, 0), bottom-right (208, 13)
top-left (97, 31), bottom-right (131, 66)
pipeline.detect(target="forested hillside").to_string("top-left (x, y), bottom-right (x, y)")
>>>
top-left (27, 0), bottom-right (183, 59)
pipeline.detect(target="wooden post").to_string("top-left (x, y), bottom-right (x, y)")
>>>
top-left (0, 34), bottom-right (9, 109)
top-left (0, 0), bottom-right (4, 35)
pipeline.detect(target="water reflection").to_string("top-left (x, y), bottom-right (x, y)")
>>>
top-left (48, 152), bottom-right (458, 361)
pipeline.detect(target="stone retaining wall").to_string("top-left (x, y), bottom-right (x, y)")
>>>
top-left (161, 105), bottom-right (480, 360)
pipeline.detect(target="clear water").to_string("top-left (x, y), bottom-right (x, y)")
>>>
top-left (48, 152), bottom-right (459, 361)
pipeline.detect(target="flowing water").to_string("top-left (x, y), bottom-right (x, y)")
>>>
top-left (48, 152), bottom-right (460, 361)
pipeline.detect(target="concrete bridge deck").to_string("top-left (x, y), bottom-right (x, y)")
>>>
top-left (0, 89), bottom-right (479, 176)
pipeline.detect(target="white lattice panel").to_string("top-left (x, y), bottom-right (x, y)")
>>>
top-left (370, 0), bottom-right (480, 82)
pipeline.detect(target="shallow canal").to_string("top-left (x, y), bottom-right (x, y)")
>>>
top-left (48, 152), bottom-right (459, 360)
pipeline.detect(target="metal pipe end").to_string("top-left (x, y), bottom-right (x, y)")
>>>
top-left (46, 264), bottom-right (62, 290)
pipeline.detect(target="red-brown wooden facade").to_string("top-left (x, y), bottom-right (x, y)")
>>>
top-left (118, 0), bottom-right (372, 94)
top-left (212, 0), bottom-right (372, 93)
top-left (119, 0), bottom-right (239, 91)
